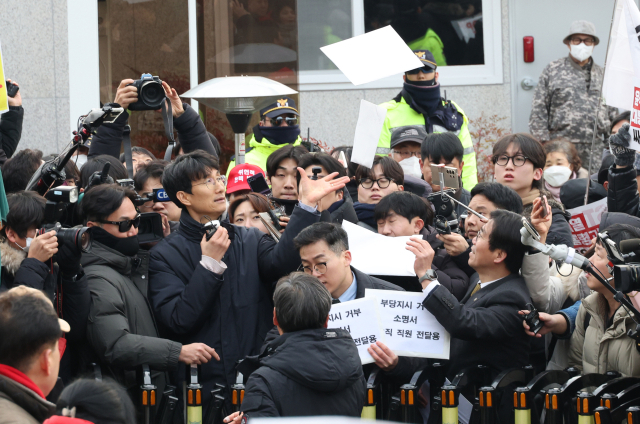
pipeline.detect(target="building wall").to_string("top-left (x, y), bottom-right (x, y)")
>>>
top-left (0, 0), bottom-right (69, 155)
top-left (299, 0), bottom-right (512, 149)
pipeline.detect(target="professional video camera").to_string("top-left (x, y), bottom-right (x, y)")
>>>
top-left (126, 74), bottom-right (165, 111)
top-left (598, 232), bottom-right (640, 295)
top-left (114, 179), bottom-right (168, 245)
top-left (37, 186), bottom-right (92, 255)
top-left (26, 105), bottom-right (124, 196)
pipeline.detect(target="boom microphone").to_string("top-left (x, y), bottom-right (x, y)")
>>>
top-left (620, 239), bottom-right (640, 254)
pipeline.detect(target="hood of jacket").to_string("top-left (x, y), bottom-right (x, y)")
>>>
top-left (0, 239), bottom-right (27, 276)
top-left (80, 240), bottom-right (135, 276)
top-left (600, 212), bottom-right (640, 231)
top-left (260, 328), bottom-right (363, 392)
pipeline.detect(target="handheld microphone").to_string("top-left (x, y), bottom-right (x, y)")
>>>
top-left (520, 219), bottom-right (590, 270)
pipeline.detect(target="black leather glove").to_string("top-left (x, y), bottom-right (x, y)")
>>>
top-left (56, 242), bottom-right (82, 277)
top-left (609, 123), bottom-right (636, 167)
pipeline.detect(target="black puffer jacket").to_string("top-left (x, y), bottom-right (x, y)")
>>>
top-left (607, 165), bottom-right (639, 217)
top-left (374, 226), bottom-right (470, 299)
top-left (0, 105), bottom-right (23, 166)
top-left (240, 328), bottom-right (365, 418)
top-left (148, 205), bottom-right (320, 410)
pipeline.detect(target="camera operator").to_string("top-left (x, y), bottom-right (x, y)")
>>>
top-left (297, 152), bottom-right (358, 225)
top-left (78, 155), bottom-right (128, 191)
top-left (0, 190), bottom-right (89, 383)
top-left (2, 148), bottom-right (43, 193)
top-left (436, 182), bottom-right (523, 277)
top-left (522, 223), bottom-right (640, 376)
top-left (88, 79), bottom-right (218, 163)
top-left (148, 150), bottom-right (349, 409)
top-left (134, 160), bottom-right (180, 236)
top-left (79, 184), bottom-right (219, 410)
top-left (0, 79), bottom-right (24, 166)
top-left (375, 191), bottom-right (470, 299)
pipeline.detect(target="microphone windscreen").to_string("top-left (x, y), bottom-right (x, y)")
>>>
top-left (619, 239), bottom-right (640, 254)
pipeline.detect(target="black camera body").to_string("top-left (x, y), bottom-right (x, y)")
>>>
top-left (428, 190), bottom-right (460, 235)
top-left (39, 186), bottom-right (92, 255)
top-left (127, 74), bottom-right (165, 111)
top-left (523, 303), bottom-right (544, 335)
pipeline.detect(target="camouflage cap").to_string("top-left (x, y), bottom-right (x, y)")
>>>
top-left (563, 20), bottom-right (599, 46)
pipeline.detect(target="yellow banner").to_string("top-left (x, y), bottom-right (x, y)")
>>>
top-left (0, 40), bottom-right (8, 115)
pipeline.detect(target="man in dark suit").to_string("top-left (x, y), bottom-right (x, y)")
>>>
top-left (293, 222), bottom-right (411, 374)
top-left (410, 209), bottom-right (531, 379)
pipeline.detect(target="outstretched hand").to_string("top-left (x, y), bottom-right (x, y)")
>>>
top-left (609, 123), bottom-right (636, 167)
top-left (297, 167), bottom-right (350, 208)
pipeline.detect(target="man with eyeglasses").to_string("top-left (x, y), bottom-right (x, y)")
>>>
top-left (529, 20), bottom-right (618, 171)
top-left (226, 96), bottom-right (303, 177)
top-left (377, 49), bottom-right (478, 191)
top-left (79, 184), bottom-right (220, 411)
top-left (149, 150), bottom-right (349, 411)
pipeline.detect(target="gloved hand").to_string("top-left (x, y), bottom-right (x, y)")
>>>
top-left (609, 123), bottom-right (636, 167)
top-left (56, 242), bottom-right (82, 278)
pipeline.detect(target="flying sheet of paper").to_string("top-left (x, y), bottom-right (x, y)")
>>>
top-left (342, 221), bottom-right (416, 276)
top-left (351, 100), bottom-right (387, 168)
top-left (365, 289), bottom-right (450, 359)
top-left (329, 297), bottom-right (385, 365)
top-left (320, 25), bottom-right (424, 86)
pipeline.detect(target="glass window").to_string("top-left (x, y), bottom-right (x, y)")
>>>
top-left (98, 0), bottom-right (190, 158)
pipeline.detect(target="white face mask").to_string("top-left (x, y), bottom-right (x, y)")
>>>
top-left (399, 156), bottom-right (423, 179)
top-left (570, 43), bottom-right (594, 62)
top-left (14, 237), bottom-right (33, 253)
top-left (543, 165), bottom-right (572, 187)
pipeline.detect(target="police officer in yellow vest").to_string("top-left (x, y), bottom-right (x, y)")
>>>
top-left (226, 96), bottom-right (303, 176)
top-left (378, 49), bottom-right (478, 190)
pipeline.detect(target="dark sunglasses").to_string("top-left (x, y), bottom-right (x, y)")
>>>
top-left (406, 66), bottom-right (435, 75)
top-left (100, 213), bottom-right (141, 232)
top-left (269, 116), bottom-right (298, 126)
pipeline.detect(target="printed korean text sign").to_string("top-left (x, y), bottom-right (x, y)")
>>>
top-left (566, 197), bottom-right (607, 253)
top-left (365, 289), bottom-right (450, 359)
top-left (329, 297), bottom-right (384, 365)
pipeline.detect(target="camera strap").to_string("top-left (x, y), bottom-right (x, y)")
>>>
top-left (162, 100), bottom-right (176, 161)
top-left (123, 125), bottom-right (135, 178)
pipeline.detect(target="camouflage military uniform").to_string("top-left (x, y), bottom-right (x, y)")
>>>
top-left (529, 55), bottom-right (617, 172)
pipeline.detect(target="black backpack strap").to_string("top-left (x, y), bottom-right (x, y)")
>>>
top-left (583, 312), bottom-right (591, 332)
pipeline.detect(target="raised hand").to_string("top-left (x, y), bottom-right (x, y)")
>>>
top-left (113, 79), bottom-right (138, 109)
top-left (297, 167), bottom-right (350, 208)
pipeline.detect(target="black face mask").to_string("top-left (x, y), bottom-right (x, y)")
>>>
top-left (258, 125), bottom-right (301, 145)
top-left (402, 81), bottom-right (442, 117)
top-left (91, 227), bottom-right (140, 257)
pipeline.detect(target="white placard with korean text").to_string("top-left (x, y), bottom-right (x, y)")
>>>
top-left (328, 297), bottom-right (385, 365)
top-left (365, 289), bottom-right (450, 359)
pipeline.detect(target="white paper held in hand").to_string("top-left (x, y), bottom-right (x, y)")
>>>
top-left (329, 297), bottom-right (385, 365)
top-left (351, 100), bottom-right (387, 169)
top-left (342, 221), bottom-right (416, 276)
top-left (320, 26), bottom-right (424, 86)
top-left (365, 289), bottom-right (450, 359)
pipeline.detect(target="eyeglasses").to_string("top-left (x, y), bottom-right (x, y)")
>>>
top-left (193, 176), bottom-right (227, 190)
top-left (493, 154), bottom-right (529, 167)
top-left (359, 178), bottom-right (395, 189)
top-left (570, 37), bottom-right (595, 46)
top-left (475, 226), bottom-right (486, 241)
top-left (406, 66), bottom-right (435, 75)
top-left (392, 151), bottom-right (421, 159)
top-left (100, 213), bottom-right (141, 233)
top-left (299, 262), bottom-right (328, 275)
top-left (268, 116), bottom-right (298, 127)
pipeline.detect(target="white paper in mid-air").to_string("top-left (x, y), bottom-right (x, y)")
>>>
top-left (320, 25), bottom-right (424, 86)
top-left (365, 289), bottom-right (450, 359)
top-left (351, 100), bottom-right (387, 168)
top-left (328, 297), bottom-right (384, 365)
top-left (342, 221), bottom-right (416, 276)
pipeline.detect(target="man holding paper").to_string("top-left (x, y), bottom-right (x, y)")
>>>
top-left (377, 49), bottom-right (478, 190)
top-left (414, 209), bottom-right (531, 378)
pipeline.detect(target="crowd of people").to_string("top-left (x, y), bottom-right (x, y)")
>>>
top-left (1, 18), bottom-right (640, 424)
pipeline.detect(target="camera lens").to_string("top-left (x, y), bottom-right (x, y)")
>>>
top-left (57, 227), bottom-right (92, 253)
top-left (140, 81), bottom-right (165, 109)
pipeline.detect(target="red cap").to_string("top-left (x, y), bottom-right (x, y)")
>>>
top-left (226, 163), bottom-right (265, 194)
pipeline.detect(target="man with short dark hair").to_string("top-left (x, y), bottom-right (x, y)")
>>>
top-left (224, 273), bottom-right (364, 421)
top-left (297, 153), bottom-right (358, 224)
top-left (375, 191), bottom-right (469, 299)
top-left (265, 144), bottom-right (309, 214)
top-left (226, 97), bottom-right (303, 175)
top-left (134, 160), bottom-right (181, 235)
top-left (80, 184), bottom-right (218, 410)
top-left (0, 286), bottom-right (68, 424)
top-left (2, 149), bottom-right (43, 194)
top-left (119, 146), bottom-right (155, 175)
top-left (149, 150), bottom-right (349, 409)
top-left (417, 209), bottom-right (531, 379)
top-left (420, 132), bottom-right (470, 218)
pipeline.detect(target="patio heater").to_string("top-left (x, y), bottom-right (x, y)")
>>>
top-left (181, 76), bottom-right (297, 165)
